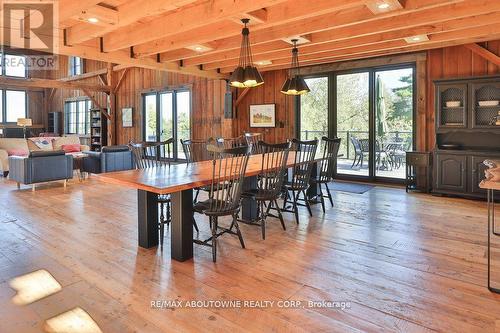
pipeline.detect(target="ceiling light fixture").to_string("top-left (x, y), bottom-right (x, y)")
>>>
top-left (377, 3), bottom-right (390, 9)
top-left (87, 17), bottom-right (99, 23)
top-left (256, 60), bottom-right (273, 66)
top-left (229, 18), bottom-right (264, 88)
top-left (281, 39), bottom-right (310, 96)
top-left (404, 34), bottom-right (430, 44)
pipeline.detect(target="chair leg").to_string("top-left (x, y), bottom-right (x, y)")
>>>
top-left (303, 190), bottom-right (313, 217)
top-left (318, 183), bottom-right (326, 213)
top-left (16, 182), bottom-right (20, 189)
top-left (232, 214), bottom-right (245, 249)
top-left (166, 201), bottom-right (171, 229)
top-left (159, 223), bottom-right (165, 248)
top-left (282, 190), bottom-right (289, 210)
top-left (351, 155), bottom-right (357, 168)
top-left (292, 191), bottom-right (300, 225)
top-left (32, 184), bottom-right (36, 192)
top-left (324, 183), bottom-right (334, 207)
top-left (260, 201), bottom-right (266, 240)
top-left (194, 189), bottom-right (200, 203)
top-left (211, 217), bottom-right (218, 262)
top-left (274, 199), bottom-right (286, 231)
top-left (192, 216), bottom-right (199, 233)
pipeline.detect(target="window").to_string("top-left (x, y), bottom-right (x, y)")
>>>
top-left (0, 53), bottom-right (27, 77)
top-left (69, 57), bottom-right (83, 76)
top-left (65, 99), bottom-right (91, 135)
top-left (143, 89), bottom-right (191, 160)
top-left (0, 89), bottom-right (27, 123)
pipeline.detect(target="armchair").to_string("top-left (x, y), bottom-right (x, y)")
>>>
top-left (82, 145), bottom-right (133, 174)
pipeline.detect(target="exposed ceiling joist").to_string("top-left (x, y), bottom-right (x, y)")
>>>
top-left (132, 0), bottom-right (369, 58)
top-left (74, 5), bottom-right (119, 26)
top-left (59, 0), bottom-right (103, 22)
top-left (65, 0), bottom-right (198, 45)
top-left (0, 76), bottom-right (111, 93)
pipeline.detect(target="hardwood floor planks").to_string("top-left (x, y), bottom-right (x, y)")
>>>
top-left (0, 177), bottom-right (499, 332)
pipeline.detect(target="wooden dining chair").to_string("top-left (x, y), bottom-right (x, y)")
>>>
top-left (280, 138), bottom-right (318, 225)
top-left (311, 137), bottom-right (341, 212)
top-left (242, 141), bottom-right (291, 239)
top-left (130, 139), bottom-right (198, 247)
top-left (193, 144), bottom-right (251, 262)
top-left (181, 139), bottom-right (210, 163)
top-left (244, 132), bottom-right (263, 154)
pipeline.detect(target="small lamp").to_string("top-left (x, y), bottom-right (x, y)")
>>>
top-left (17, 118), bottom-right (32, 138)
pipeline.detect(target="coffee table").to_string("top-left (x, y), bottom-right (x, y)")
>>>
top-left (69, 152), bottom-right (88, 181)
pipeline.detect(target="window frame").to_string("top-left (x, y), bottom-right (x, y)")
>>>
top-left (69, 56), bottom-right (83, 76)
top-left (0, 89), bottom-right (28, 124)
top-left (0, 53), bottom-right (27, 78)
top-left (64, 98), bottom-right (92, 135)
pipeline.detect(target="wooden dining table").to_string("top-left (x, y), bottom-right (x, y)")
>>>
top-left (96, 152), bottom-right (328, 262)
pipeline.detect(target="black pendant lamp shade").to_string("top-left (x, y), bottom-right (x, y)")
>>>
top-left (229, 19), bottom-right (264, 88)
top-left (281, 39), bottom-right (310, 95)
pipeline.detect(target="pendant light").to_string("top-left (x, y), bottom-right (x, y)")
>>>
top-left (229, 19), bottom-right (264, 88)
top-left (281, 39), bottom-right (310, 95)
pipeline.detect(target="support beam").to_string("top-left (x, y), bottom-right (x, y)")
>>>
top-left (235, 88), bottom-right (251, 107)
top-left (0, 76), bottom-right (111, 93)
top-left (107, 63), bottom-right (117, 145)
top-left (59, 68), bottom-right (108, 82)
top-left (74, 5), bottom-right (119, 26)
top-left (113, 69), bottom-right (129, 94)
top-left (81, 88), bottom-right (108, 117)
top-left (464, 43), bottom-right (500, 66)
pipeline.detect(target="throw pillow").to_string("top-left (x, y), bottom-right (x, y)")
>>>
top-left (30, 138), bottom-right (54, 151)
top-left (7, 149), bottom-right (28, 157)
top-left (61, 144), bottom-right (81, 153)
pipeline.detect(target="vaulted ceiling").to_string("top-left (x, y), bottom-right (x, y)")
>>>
top-left (14, 0), bottom-right (500, 78)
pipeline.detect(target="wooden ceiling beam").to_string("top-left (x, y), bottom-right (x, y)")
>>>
top-left (202, 10), bottom-right (500, 70)
top-left (464, 43), bottom-right (500, 66)
top-left (59, 68), bottom-right (108, 82)
top-left (59, 0), bottom-right (102, 22)
top-left (174, 0), bottom-right (464, 66)
top-left (65, 0), bottom-right (197, 45)
top-left (101, 0), bottom-right (292, 52)
top-left (230, 23), bottom-right (500, 72)
top-left (73, 5), bottom-right (119, 26)
top-left (130, 0), bottom-right (368, 58)
top-left (0, 76), bottom-right (111, 93)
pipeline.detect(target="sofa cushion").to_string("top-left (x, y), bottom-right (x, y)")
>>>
top-left (0, 138), bottom-right (29, 152)
top-left (61, 143), bottom-right (81, 153)
top-left (29, 150), bottom-right (65, 158)
top-left (102, 145), bottom-right (130, 153)
top-left (28, 137), bottom-right (55, 151)
top-left (7, 149), bottom-right (29, 157)
top-left (52, 136), bottom-right (82, 151)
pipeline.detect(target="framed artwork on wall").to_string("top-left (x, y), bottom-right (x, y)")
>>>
top-left (122, 107), bottom-right (133, 127)
top-left (249, 104), bottom-right (276, 128)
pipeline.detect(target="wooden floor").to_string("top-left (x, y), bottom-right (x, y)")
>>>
top-left (0, 177), bottom-right (499, 333)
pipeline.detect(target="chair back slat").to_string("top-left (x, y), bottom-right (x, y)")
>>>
top-left (290, 138), bottom-right (318, 190)
top-left (206, 145), bottom-right (251, 214)
top-left (318, 137), bottom-right (341, 183)
top-left (257, 141), bottom-right (291, 197)
top-left (244, 132), bottom-right (263, 154)
top-left (130, 139), bottom-right (173, 169)
top-left (181, 139), bottom-right (210, 163)
top-left (215, 136), bottom-right (245, 149)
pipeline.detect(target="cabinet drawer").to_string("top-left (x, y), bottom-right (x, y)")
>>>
top-left (406, 153), bottom-right (430, 167)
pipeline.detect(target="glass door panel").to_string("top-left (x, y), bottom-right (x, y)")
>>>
top-left (336, 72), bottom-right (370, 177)
top-left (300, 77), bottom-right (329, 141)
top-left (144, 94), bottom-right (157, 142)
top-left (375, 68), bottom-right (414, 179)
top-left (160, 92), bottom-right (173, 159)
top-left (176, 90), bottom-right (191, 160)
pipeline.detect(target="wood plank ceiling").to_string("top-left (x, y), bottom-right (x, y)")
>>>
top-left (16, 0), bottom-right (500, 78)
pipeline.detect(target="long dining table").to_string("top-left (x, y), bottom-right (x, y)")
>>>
top-left (96, 152), bottom-right (326, 262)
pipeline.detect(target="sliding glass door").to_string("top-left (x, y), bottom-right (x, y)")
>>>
top-left (374, 68), bottom-right (414, 179)
top-left (143, 89), bottom-right (191, 160)
top-left (298, 64), bottom-right (415, 182)
top-left (336, 72), bottom-right (370, 177)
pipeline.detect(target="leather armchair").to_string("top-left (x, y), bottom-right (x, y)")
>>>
top-left (9, 150), bottom-right (73, 190)
top-left (82, 145), bottom-right (133, 174)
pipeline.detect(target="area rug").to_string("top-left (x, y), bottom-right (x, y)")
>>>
top-left (329, 181), bottom-right (374, 194)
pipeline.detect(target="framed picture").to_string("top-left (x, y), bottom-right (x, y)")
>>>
top-left (122, 107), bottom-right (133, 127)
top-left (249, 104), bottom-right (276, 128)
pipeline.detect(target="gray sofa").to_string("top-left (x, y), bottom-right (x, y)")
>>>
top-left (9, 150), bottom-right (73, 191)
top-left (82, 145), bottom-right (133, 174)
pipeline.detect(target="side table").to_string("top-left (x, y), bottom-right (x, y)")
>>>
top-left (406, 151), bottom-right (432, 193)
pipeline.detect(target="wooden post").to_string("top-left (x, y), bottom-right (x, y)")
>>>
top-left (107, 63), bottom-right (117, 145)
